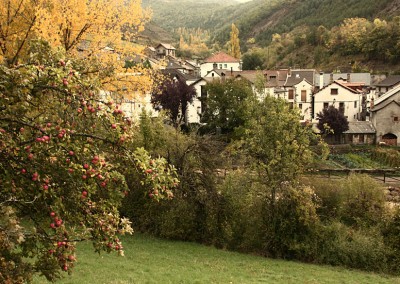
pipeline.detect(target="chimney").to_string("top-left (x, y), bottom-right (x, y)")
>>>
top-left (319, 71), bottom-right (324, 90)
top-left (330, 73), bottom-right (334, 83)
top-left (347, 73), bottom-right (351, 82)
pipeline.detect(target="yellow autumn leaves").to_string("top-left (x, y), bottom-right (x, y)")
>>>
top-left (0, 0), bottom-right (155, 96)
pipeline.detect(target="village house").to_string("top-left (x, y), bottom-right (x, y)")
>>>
top-left (155, 43), bottom-right (176, 60)
top-left (343, 121), bottom-right (376, 145)
top-left (374, 75), bottom-right (400, 97)
top-left (200, 52), bottom-right (241, 77)
top-left (313, 80), bottom-right (363, 122)
top-left (263, 69), bottom-right (289, 98)
top-left (370, 84), bottom-right (400, 146)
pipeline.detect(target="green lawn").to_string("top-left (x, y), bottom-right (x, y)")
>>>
top-left (33, 234), bottom-right (400, 284)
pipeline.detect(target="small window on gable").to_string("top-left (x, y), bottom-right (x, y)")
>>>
top-left (331, 88), bottom-right (338, 95)
top-left (354, 101), bottom-right (357, 108)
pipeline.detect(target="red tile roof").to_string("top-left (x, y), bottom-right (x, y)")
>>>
top-left (204, 52), bottom-right (240, 63)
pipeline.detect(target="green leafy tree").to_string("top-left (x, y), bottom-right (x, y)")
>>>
top-left (0, 44), bottom-right (178, 282)
top-left (237, 96), bottom-right (322, 257)
top-left (242, 52), bottom-right (264, 70)
top-left (201, 79), bottom-right (254, 137)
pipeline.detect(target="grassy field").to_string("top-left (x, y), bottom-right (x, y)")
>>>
top-left (33, 234), bottom-right (400, 284)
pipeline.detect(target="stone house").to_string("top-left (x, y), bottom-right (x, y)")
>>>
top-left (370, 84), bottom-right (400, 146)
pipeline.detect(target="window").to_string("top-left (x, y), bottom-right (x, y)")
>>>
top-left (219, 64), bottom-right (222, 69)
top-left (331, 88), bottom-right (338, 95)
top-left (354, 101), bottom-right (357, 108)
top-left (299, 103), bottom-right (303, 109)
top-left (394, 116), bottom-right (399, 122)
top-left (301, 90), bottom-right (307, 102)
top-left (224, 64), bottom-right (227, 68)
top-left (323, 102), bottom-right (329, 109)
top-left (288, 89), bottom-right (294, 100)
top-left (289, 102), bottom-right (294, 109)
top-left (339, 102), bottom-right (345, 114)
top-left (269, 75), bottom-right (276, 80)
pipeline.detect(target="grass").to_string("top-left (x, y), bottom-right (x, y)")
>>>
top-left (33, 234), bottom-right (400, 284)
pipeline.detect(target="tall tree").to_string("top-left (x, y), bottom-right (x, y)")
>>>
top-left (238, 96), bottom-right (322, 257)
top-left (201, 79), bottom-right (253, 137)
top-left (229, 23), bottom-right (241, 59)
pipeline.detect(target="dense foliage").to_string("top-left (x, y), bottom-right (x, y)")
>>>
top-left (151, 74), bottom-right (196, 128)
top-left (0, 0), bottom-right (179, 282)
top-left (317, 105), bottom-right (349, 136)
top-left (200, 79), bottom-right (254, 137)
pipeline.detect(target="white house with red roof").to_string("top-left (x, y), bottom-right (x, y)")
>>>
top-left (313, 80), bottom-right (363, 122)
top-left (200, 52), bottom-right (241, 77)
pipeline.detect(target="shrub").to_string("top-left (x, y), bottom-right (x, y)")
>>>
top-left (339, 174), bottom-right (386, 228)
top-left (262, 184), bottom-right (321, 260)
top-left (317, 222), bottom-right (389, 273)
top-left (306, 174), bottom-right (386, 228)
top-left (371, 148), bottom-right (400, 168)
top-left (382, 206), bottom-right (400, 273)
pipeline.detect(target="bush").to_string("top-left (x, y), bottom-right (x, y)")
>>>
top-left (339, 174), bottom-right (386, 228)
top-left (382, 206), bottom-right (400, 274)
top-left (262, 185), bottom-right (321, 260)
top-left (317, 222), bottom-right (389, 273)
top-left (306, 174), bottom-right (386, 228)
top-left (371, 148), bottom-right (400, 168)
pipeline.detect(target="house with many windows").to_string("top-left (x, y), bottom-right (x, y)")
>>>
top-left (313, 80), bottom-right (363, 122)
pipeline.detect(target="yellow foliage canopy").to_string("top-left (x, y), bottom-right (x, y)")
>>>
top-left (0, 0), bottom-right (156, 95)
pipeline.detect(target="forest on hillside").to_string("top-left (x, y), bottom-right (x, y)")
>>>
top-left (142, 0), bottom-right (400, 72)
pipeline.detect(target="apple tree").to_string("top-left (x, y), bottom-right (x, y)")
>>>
top-left (0, 44), bottom-right (178, 282)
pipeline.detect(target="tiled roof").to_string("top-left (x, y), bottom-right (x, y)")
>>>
top-left (344, 122), bottom-right (376, 134)
top-left (371, 99), bottom-right (400, 112)
top-left (374, 75), bottom-right (400, 87)
top-left (235, 70), bottom-right (260, 83)
top-left (285, 70), bottom-right (315, 87)
top-left (204, 52), bottom-right (240, 63)
top-left (264, 70), bottom-right (288, 87)
top-left (316, 73), bottom-right (371, 87)
top-left (373, 83), bottom-right (400, 105)
top-left (156, 43), bottom-right (176, 50)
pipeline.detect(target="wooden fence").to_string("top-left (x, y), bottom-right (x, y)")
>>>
top-left (307, 168), bottom-right (400, 183)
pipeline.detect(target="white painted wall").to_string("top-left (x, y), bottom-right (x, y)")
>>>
top-left (313, 82), bottom-right (362, 122)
